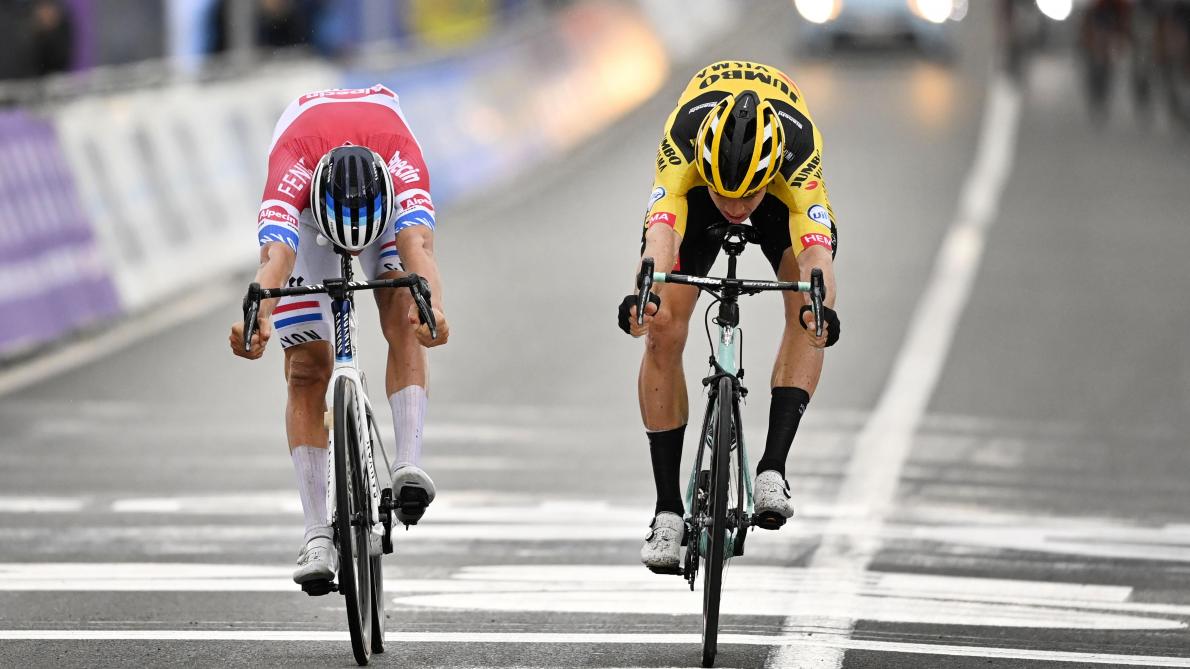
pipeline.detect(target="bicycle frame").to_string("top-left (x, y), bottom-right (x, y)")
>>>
top-left (323, 262), bottom-right (384, 551)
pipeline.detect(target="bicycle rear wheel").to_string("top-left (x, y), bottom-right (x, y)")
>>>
top-left (701, 375), bottom-right (735, 668)
top-left (334, 376), bottom-right (373, 665)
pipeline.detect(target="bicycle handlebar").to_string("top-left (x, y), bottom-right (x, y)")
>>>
top-left (652, 271), bottom-right (812, 295)
top-left (651, 266), bottom-right (825, 336)
top-left (241, 274), bottom-right (437, 352)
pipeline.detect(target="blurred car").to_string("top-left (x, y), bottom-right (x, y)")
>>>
top-left (792, 0), bottom-right (968, 55)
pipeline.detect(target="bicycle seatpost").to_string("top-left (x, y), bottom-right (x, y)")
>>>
top-left (637, 257), bottom-right (655, 327)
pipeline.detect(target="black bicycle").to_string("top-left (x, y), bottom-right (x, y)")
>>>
top-left (636, 223), bottom-right (824, 667)
top-left (242, 249), bottom-right (437, 665)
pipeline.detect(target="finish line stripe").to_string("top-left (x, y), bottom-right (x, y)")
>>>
top-left (0, 631), bottom-right (1187, 665)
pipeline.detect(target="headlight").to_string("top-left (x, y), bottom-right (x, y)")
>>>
top-left (909, 0), bottom-right (954, 24)
top-left (794, 0), bottom-right (841, 25)
top-left (1035, 0), bottom-right (1072, 21)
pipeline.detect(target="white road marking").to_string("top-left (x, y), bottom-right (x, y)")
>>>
top-left (2, 563), bottom-right (1185, 632)
top-left (0, 497), bottom-right (85, 513)
top-left (0, 630), bottom-right (1187, 666)
top-left (769, 74), bottom-right (1025, 669)
top-left (0, 282), bottom-right (238, 397)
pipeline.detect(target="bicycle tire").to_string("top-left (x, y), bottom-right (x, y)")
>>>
top-left (701, 375), bottom-right (734, 668)
top-left (370, 555), bottom-right (385, 653)
top-left (334, 376), bottom-right (373, 665)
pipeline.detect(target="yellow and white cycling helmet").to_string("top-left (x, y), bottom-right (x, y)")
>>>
top-left (694, 90), bottom-right (785, 199)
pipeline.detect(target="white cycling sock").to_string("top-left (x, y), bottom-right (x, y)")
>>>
top-left (291, 445), bottom-right (330, 541)
top-left (390, 385), bottom-right (427, 473)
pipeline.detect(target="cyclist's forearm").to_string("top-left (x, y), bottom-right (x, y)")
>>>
top-left (396, 228), bottom-right (444, 310)
top-left (254, 242), bottom-right (296, 318)
top-left (639, 225), bottom-right (679, 288)
top-left (797, 246), bottom-right (836, 308)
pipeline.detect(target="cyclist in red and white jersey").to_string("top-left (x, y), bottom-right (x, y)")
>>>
top-left (228, 84), bottom-right (450, 585)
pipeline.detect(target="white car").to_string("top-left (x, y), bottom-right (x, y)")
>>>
top-left (792, 0), bottom-right (968, 55)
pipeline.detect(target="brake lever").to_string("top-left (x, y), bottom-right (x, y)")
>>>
top-left (410, 276), bottom-right (438, 341)
top-left (810, 268), bottom-right (825, 339)
top-left (242, 282), bottom-right (262, 352)
top-left (637, 257), bottom-right (655, 326)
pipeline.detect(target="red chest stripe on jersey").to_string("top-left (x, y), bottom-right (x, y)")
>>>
top-left (381, 240), bottom-right (397, 250)
top-left (800, 233), bottom-right (833, 251)
top-left (273, 300), bottom-right (321, 314)
top-left (648, 212), bottom-right (676, 228)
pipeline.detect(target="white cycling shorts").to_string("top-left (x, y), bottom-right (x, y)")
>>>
top-left (271, 221), bottom-right (403, 349)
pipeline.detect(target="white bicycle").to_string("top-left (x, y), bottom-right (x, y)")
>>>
top-left (242, 250), bottom-right (437, 666)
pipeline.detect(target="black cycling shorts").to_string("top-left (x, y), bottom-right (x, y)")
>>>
top-left (644, 187), bottom-right (837, 278)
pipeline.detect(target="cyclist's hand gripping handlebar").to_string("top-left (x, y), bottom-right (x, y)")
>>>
top-left (636, 257), bottom-right (655, 327)
top-left (242, 282), bottom-right (262, 353)
top-left (409, 277), bottom-right (438, 341)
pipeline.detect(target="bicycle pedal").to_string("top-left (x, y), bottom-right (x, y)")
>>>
top-left (300, 579), bottom-right (337, 596)
top-left (395, 487), bottom-right (430, 526)
top-left (753, 512), bottom-right (787, 530)
top-left (647, 565), bottom-right (684, 576)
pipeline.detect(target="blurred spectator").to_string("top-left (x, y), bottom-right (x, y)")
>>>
top-left (208, 0), bottom-right (319, 55)
top-left (0, 0), bottom-right (74, 80)
top-left (28, 0), bottom-right (74, 75)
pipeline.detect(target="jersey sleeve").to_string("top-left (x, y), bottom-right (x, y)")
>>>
top-left (775, 125), bottom-right (835, 257)
top-left (385, 135), bottom-right (436, 235)
top-left (643, 108), bottom-right (701, 238)
top-left (257, 143), bottom-right (315, 252)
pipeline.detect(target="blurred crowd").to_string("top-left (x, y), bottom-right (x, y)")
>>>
top-left (0, 0), bottom-right (557, 85)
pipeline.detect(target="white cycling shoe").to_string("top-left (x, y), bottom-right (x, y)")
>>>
top-left (391, 464), bottom-right (436, 526)
top-left (753, 470), bottom-right (796, 529)
top-left (640, 511), bottom-right (685, 574)
top-left (292, 533), bottom-right (338, 585)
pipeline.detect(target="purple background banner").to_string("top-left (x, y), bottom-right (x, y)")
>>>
top-left (0, 110), bottom-right (121, 358)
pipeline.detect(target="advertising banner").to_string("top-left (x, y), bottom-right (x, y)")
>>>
top-left (0, 110), bottom-right (120, 357)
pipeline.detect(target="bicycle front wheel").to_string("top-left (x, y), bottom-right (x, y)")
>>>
top-left (701, 375), bottom-right (735, 668)
top-left (334, 376), bottom-right (373, 665)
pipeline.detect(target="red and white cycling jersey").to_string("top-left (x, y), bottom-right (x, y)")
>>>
top-left (257, 84), bottom-right (435, 252)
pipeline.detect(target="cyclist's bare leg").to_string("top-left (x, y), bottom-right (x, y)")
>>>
top-left (284, 341), bottom-right (333, 450)
top-left (754, 246), bottom-right (836, 492)
top-left (639, 282), bottom-right (700, 430)
top-left (375, 277), bottom-right (432, 487)
top-left (284, 342), bottom-right (334, 548)
top-left (638, 282), bottom-right (700, 519)
top-left (771, 246), bottom-right (836, 393)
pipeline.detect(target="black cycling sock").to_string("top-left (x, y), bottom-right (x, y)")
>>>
top-left (647, 425), bottom-right (686, 516)
top-left (757, 387), bottom-right (811, 478)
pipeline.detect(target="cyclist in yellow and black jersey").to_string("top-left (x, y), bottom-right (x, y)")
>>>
top-left (617, 61), bottom-right (841, 573)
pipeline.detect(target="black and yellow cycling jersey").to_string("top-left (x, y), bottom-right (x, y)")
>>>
top-left (643, 61), bottom-right (836, 271)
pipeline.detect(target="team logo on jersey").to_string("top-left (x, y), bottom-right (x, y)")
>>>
top-left (388, 150), bottom-right (421, 184)
top-left (647, 187), bottom-right (666, 211)
top-left (807, 204), bottom-right (831, 229)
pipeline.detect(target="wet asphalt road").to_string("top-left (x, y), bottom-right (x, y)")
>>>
top-left (2, 2), bottom-right (1190, 667)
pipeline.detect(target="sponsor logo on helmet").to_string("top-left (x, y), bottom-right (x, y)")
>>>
top-left (647, 187), bottom-right (666, 211)
top-left (807, 204), bottom-right (831, 229)
top-left (800, 232), bottom-right (833, 251)
top-left (276, 158), bottom-right (314, 199)
top-left (388, 151), bottom-right (421, 184)
top-left (647, 211), bottom-right (676, 228)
